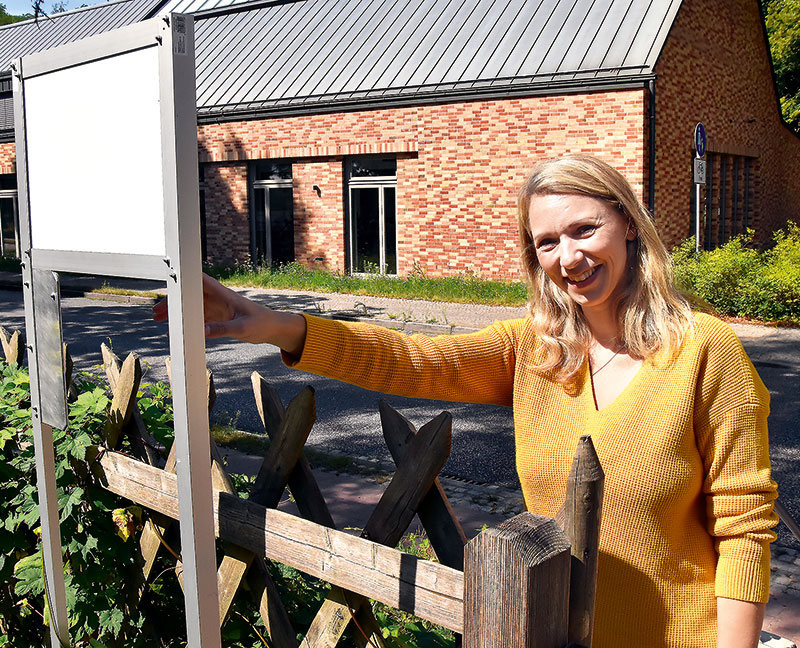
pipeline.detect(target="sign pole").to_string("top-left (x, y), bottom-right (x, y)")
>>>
top-left (693, 122), bottom-right (707, 254)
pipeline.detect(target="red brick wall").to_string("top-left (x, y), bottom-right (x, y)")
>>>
top-left (0, 142), bottom-right (15, 174)
top-left (202, 163), bottom-right (249, 265)
top-left (292, 158), bottom-right (345, 270)
top-left (654, 0), bottom-right (800, 248)
top-left (198, 90), bottom-right (648, 279)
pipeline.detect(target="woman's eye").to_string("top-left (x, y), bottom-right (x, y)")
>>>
top-left (536, 239), bottom-right (556, 251)
top-left (577, 225), bottom-right (596, 236)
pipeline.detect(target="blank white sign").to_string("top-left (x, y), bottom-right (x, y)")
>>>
top-left (24, 45), bottom-right (167, 256)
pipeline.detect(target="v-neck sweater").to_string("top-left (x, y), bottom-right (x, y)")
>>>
top-left (285, 312), bottom-right (777, 647)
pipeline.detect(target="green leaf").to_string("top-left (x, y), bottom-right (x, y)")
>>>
top-left (98, 608), bottom-right (124, 637)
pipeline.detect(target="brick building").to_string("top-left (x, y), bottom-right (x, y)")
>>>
top-left (0, 0), bottom-right (797, 279)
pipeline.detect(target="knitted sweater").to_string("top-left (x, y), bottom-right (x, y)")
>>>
top-left (286, 312), bottom-right (777, 647)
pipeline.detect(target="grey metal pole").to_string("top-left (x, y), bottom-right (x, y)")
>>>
top-left (160, 14), bottom-right (222, 647)
top-left (14, 60), bottom-right (71, 648)
top-left (695, 183), bottom-right (701, 254)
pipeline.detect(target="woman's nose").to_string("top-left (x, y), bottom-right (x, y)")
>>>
top-left (560, 239), bottom-right (585, 269)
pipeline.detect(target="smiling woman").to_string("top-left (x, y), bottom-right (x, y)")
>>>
top-left (154, 154), bottom-right (777, 648)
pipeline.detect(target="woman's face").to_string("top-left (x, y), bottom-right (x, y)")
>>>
top-left (527, 193), bottom-right (636, 320)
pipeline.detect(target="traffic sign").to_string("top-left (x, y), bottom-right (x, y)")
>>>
top-left (693, 158), bottom-right (707, 185)
top-left (694, 122), bottom-right (707, 158)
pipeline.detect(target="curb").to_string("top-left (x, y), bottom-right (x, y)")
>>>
top-left (0, 278), bottom-right (161, 306)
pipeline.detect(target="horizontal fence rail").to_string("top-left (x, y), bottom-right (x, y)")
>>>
top-left (96, 449), bottom-right (466, 632)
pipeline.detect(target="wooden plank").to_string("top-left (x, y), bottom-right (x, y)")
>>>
top-left (252, 373), bottom-right (334, 527)
top-left (103, 353), bottom-right (142, 449)
top-left (464, 513), bottom-right (570, 648)
top-left (101, 343), bottom-right (164, 464)
top-left (209, 439), bottom-right (299, 647)
top-left (249, 386), bottom-right (316, 507)
top-left (379, 401), bottom-right (467, 569)
top-left (97, 450), bottom-right (465, 632)
top-left (251, 376), bottom-right (383, 648)
top-left (303, 410), bottom-right (451, 647)
top-left (0, 326), bottom-right (22, 366)
top-left (363, 411), bottom-right (451, 547)
top-left (555, 435), bottom-right (604, 648)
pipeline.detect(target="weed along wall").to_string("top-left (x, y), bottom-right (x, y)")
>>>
top-left (1, 327), bottom-right (604, 647)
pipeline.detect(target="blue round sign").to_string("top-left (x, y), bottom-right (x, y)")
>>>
top-left (694, 122), bottom-right (707, 158)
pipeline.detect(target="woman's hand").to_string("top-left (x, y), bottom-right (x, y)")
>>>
top-left (152, 274), bottom-right (307, 357)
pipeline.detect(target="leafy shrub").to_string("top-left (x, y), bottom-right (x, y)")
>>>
top-left (0, 361), bottom-right (155, 647)
top-left (671, 224), bottom-right (800, 324)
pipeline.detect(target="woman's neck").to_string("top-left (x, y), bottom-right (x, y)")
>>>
top-left (583, 307), bottom-right (622, 349)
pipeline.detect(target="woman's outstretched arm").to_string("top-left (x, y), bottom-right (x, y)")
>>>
top-left (716, 598), bottom-right (765, 648)
top-left (152, 274), bottom-right (307, 357)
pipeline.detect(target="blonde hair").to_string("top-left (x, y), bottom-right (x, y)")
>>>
top-left (517, 154), bottom-right (693, 383)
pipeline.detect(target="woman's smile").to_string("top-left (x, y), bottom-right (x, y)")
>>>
top-left (565, 265), bottom-right (600, 285)
top-left (528, 193), bottom-right (635, 324)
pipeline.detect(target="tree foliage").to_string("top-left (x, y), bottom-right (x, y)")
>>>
top-left (762, 0), bottom-right (800, 132)
top-left (0, 3), bottom-right (31, 24)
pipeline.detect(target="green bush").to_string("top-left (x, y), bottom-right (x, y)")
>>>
top-left (671, 224), bottom-right (800, 324)
top-left (0, 361), bottom-right (157, 647)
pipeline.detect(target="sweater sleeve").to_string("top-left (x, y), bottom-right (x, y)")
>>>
top-left (693, 317), bottom-right (778, 603)
top-left (282, 314), bottom-right (519, 406)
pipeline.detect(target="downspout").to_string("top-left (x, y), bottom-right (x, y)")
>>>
top-left (648, 79), bottom-right (656, 214)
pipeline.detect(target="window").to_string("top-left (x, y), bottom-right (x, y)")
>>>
top-left (0, 174), bottom-right (19, 258)
top-left (697, 153), bottom-right (755, 250)
top-left (249, 161), bottom-right (294, 266)
top-left (346, 157), bottom-right (397, 274)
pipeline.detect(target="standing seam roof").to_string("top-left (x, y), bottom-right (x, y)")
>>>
top-left (0, 0), bottom-right (682, 129)
top-left (188, 0), bottom-right (681, 118)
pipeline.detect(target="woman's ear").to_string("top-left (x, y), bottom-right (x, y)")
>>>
top-left (626, 221), bottom-right (638, 241)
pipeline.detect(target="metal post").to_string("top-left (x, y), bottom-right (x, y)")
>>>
top-left (695, 183), bottom-right (701, 254)
top-left (160, 14), bottom-right (222, 647)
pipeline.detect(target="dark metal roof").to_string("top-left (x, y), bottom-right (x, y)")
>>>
top-left (0, 0), bottom-right (682, 130)
top-left (0, 0), bottom-right (165, 72)
top-left (187, 0), bottom-right (681, 120)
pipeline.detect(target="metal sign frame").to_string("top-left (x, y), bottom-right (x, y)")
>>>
top-left (12, 15), bottom-right (221, 648)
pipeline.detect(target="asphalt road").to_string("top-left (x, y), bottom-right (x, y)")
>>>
top-left (1, 288), bottom-right (797, 548)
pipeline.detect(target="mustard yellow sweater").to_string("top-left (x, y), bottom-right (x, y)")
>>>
top-left (286, 312), bottom-right (777, 647)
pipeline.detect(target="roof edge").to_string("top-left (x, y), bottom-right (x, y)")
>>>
top-left (196, 76), bottom-right (655, 125)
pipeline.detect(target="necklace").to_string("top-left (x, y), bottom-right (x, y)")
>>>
top-left (590, 349), bottom-right (621, 376)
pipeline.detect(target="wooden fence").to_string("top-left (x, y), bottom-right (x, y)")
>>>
top-left (0, 326), bottom-right (605, 648)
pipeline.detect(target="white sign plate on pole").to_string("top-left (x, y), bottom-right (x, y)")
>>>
top-left (13, 15), bottom-right (221, 648)
top-left (693, 158), bottom-right (707, 185)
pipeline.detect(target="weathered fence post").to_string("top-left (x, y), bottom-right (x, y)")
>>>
top-left (463, 513), bottom-right (571, 648)
top-left (556, 435), bottom-right (604, 648)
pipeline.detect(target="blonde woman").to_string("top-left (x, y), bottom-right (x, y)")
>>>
top-left (155, 154), bottom-right (776, 647)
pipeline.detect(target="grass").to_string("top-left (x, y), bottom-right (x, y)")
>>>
top-left (206, 261), bottom-right (529, 307)
top-left (91, 284), bottom-right (162, 299)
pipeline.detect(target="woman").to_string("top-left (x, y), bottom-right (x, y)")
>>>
top-left (154, 154), bottom-right (777, 647)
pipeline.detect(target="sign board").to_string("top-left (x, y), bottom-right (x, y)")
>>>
top-left (694, 122), bottom-right (707, 158)
top-left (13, 15), bottom-right (221, 648)
top-left (693, 158), bottom-right (707, 185)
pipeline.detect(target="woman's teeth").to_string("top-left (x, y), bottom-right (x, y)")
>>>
top-left (568, 267), bottom-right (597, 283)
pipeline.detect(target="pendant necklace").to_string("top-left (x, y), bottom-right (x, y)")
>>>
top-left (591, 349), bottom-right (621, 376)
